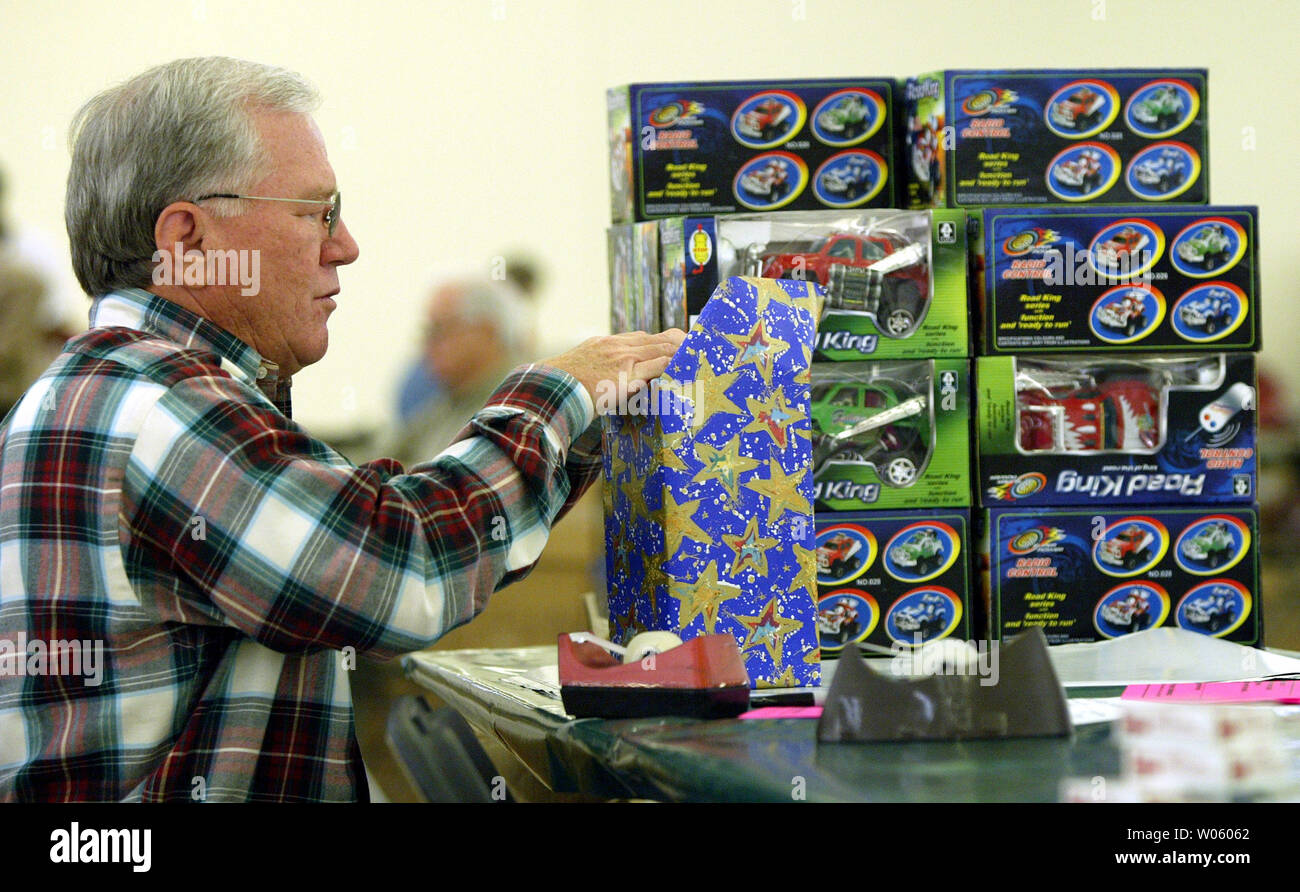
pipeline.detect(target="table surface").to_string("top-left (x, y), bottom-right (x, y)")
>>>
top-left (403, 646), bottom-right (1126, 802)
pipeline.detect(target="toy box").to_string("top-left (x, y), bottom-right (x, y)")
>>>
top-left (658, 209), bottom-right (970, 359)
top-left (608, 221), bottom-right (660, 333)
top-left (983, 505), bottom-right (1261, 646)
top-left (609, 79), bottom-right (897, 223)
top-left (814, 510), bottom-right (974, 657)
top-left (811, 359), bottom-right (972, 510)
top-left (903, 69), bottom-right (1208, 208)
top-left (602, 276), bottom-right (822, 688)
top-left (977, 206), bottom-right (1259, 354)
top-left (978, 353), bottom-right (1257, 507)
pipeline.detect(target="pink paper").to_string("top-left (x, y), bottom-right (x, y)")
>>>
top-left (1121, 680), bottom-right (1300, 704)
top-left (737, 706), bottom-right (824, 720)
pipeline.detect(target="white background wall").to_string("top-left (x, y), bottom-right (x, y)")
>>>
top-left (1, 0), bottom-right (1295, 436)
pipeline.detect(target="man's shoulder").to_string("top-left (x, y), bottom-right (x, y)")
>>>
top-left (65, 326), bottom-right (239, 391)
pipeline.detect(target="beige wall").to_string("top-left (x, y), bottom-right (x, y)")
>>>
top-left (1, 0), bottom-right (1295, 435)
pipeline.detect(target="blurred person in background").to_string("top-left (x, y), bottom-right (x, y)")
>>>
top-left (383, 277), bottom-right (533, 466)
top-left (394, 254), bottom-right (542, 424)
top-left (0, 168), bottom-right (69, 417)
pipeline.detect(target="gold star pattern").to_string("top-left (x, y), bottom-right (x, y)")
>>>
top-left (746, 462), bottom-right (813, 526)
top-left (743, 389), bottom-right (806, 451)
top-left (734, 595), bottom-right (805, 668)
top-left (668, 562), bottom-right (740, 634)
top-left (662, 488), bottom-right (711, 560)
top-left (612, 600), bottom-right (648, 643)
top-left (688, 350), bottom-right (745, 429)
top-left (620, 474), bottom-right (651, 525)
top-left (722, 516), bottom-right (779, 577)
top-left (725, 317), bottom-right (790, 388)
top-left (786, 542), bottom-right (818, 597)
top-left (692, 436), bottom-right (761, 501)
top-left (640, 548), bottom-right (669, 622)
top-left (755, 665), bottom-right (799, 689)
top-left (610, 525), bottom-right (635, 582)
top-left (656, 427), bottom-right (691, 473)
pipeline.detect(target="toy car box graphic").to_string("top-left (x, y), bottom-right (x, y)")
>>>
top-left (902, 69), bottom-right (1207, 208)
top-left (607, 221), bottom-right (661, 333)
top-left (608, 79), bottom-right (897, 223)
top-left (602, 276), bottom-right (821, 688)
top-left (656, 209), bottom-right (970, 359)
top-left (977, 353), bottom-right (1257, 507)
top-left (982, 506), bottom-right (1260, 645)
top-left (815, 510), bottom-right (973, 656)
top-left (812, 359), bottom-right (971, 509)
top-left (976, 206), bottom-right (1259, 354)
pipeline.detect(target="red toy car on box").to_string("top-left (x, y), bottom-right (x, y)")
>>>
top-left (737, 98), bottom-right (793, 142)
top-left (1094, 227), bottom-right (1150, 269)
top-left (751, 231), bottom-right (929, 336)
top-left (1017, 371), bottom-right (1161, 453)
top-left (1099, 525), bottom-right (1155, 570)
top-left (1050, 87), bottom-right (1105, 131)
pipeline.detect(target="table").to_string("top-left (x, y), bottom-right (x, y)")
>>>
top-left (403, 646), bottom-right (1125, 802)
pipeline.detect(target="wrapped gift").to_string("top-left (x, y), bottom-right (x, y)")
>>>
top-left (602, 276), bottom-right (822, 687)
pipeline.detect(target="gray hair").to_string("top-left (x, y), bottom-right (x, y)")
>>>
top-left (445, 279), bottom-right (533, 354)
top-left (65, 56), bottom-right (320, 297)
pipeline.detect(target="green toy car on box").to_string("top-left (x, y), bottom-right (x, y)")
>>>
top-left (1180, 521), bottom-right (1235, 567)
top-left (1131, 85), bottom-right (1185, 131)
top-left (809, 359), bottom-right (972, 510)
top-left (1175, 223), bottom-right (1232, 271)
top-left (888, 528), bottom-right (945, 575)
top-left (810, 377), bottom-right (929, 485)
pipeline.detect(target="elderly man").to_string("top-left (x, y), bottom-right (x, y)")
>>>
top-left (0, 57), bottom-right (682, 802)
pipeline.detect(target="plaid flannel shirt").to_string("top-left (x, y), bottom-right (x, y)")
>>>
top-left (0, 287), bottom-right (601, 801)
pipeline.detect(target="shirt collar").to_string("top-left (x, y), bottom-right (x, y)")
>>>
top-left (88, 288), bottom-right (292, 414)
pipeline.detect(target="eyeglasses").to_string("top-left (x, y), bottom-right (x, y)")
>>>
top-left (194, 190), bottom-right (341, 237)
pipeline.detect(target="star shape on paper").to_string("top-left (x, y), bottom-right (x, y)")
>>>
top-left (640, 548), bottom-right (669, 621)
top-left (612, 599), bottom-right (648, 642)
top-left (721, 515), bottom-right (779, 577)
top-left (688, 349), bottom-right (745, 428)
top-left (786, 542), bottom-right (819, 598)
top-left (654, 426), bottom-right (692, 474)
top-left (725, 317), bottom-right (790, 388)
top-left (668, 561), bottom-right (740, 635)
top-left (745, 462), bottom-right (813, 527)
top-left (734, 595), bottom-right (805, 668)
top-left (754, 665), bottom-right (799, 689)
top-left (611, 525), bottom-right (635, 581)
top-left (662, 488), bottom-right (711, 560)
top-left (620, 474), bottom-right (651, 525)
top-left (743, 389), bottom-right (806, 451)
top-left (693, 436), bottom-right (762, 501)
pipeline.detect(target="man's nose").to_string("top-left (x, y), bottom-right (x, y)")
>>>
top-left (326, 218), bottom-right (360, 265)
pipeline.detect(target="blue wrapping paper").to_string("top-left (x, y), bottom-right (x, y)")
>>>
top-left (602, 276), bottom-right (822, 687)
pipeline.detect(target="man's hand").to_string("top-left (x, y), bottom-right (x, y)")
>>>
top-left (541, 329), bottom-right (687, 409)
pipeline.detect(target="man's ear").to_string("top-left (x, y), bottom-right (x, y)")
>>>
top-left (154, 201), bottom-right (206, 258)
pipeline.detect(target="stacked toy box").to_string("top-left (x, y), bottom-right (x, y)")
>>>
top-left (601, 68), bottom-right (1266, 676)
top-left (948, 72), bottom-right (1264, 648)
